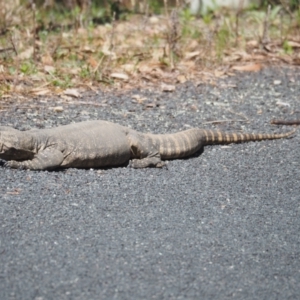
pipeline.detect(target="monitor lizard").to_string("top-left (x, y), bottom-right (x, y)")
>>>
top-left (0, 120), bottom-right (296, 170)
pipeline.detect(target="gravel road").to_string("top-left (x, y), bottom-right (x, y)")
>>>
top-left (1, 67), bottom-right (300, 300)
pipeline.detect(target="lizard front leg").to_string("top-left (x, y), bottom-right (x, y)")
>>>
top-left (127, 132), bottom-right (163, 168)
top-left (5, 149), bottom-right (64, 170)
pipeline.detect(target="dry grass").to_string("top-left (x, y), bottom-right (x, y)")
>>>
top-left (0, 1), bottom-right (299, 97)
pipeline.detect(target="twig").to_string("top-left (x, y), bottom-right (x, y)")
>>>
top-left (109, 11), bottom-right (116, 51)
top-left (225, 109), bottom-right (250, 122)
top-left (168, 8), bottom-right (180, 69)
top-left (30, 0), bottom-right (37, 61)
top-left (141, 2), bottom-right (149, 30)
top-left (271, 119), bottom-right (300, 125)
top-left (262, 4), bottom-right (271, 45)
top-left (92, 54), bottom-right (105, 74)
top-left (9, 33), bottom-right (18, 55)
top-left (201, 119), bottom-right (249, 125)
top-left (0, 47), bottom-right (14, 54)
top-left (163, 0), bottom-right (169, 19)
top-left (279, 8), bottom-right (283, 42)
top-left (235, 0), bottom-right (244, 46)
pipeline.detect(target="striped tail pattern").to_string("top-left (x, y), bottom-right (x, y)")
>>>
top-left (146, 128), bottom-right (296, 160)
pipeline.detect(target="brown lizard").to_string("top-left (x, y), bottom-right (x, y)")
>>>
top-left (0, 120), bottom-right (296, 170)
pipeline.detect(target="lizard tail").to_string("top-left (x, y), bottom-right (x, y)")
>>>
top-left (202, 128), bottom-right (296, 145)
top-left (147, 128), bottom-right (296, 160)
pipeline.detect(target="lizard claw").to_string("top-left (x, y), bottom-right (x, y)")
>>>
top-left (155, 161), bottom-right (165, 168)
top-left (4, 160), bottom-right (24, 169)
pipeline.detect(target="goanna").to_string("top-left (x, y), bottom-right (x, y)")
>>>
top-left (0, 120), bottom-right (295, 170)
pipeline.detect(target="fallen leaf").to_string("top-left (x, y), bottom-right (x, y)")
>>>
top-left (44, 65), bottom-right (56, 73)
top-left (138, 64), bottom-right (154, 74)
top-left (146, 102), bottom-right (157, 108)
top-left (88, 57), bottom-right (98, 69)
top-left (185, 51), bottom-right (200, 60)
top-left (110, 73), bottom-right (129, 80)
top-left (64, 88), bottom-right (80, 98)
top-left (69, 67), bottom-right (81, 75)
top-left (161, 83), bottom-right (175, 92)
top-left (247, 40), bottom-right (259, 47)
top-left (6, 188), bottom-right (22, 195)
top-left (232, 63), bottom-right (262, 72)
top-left (41, 54), bottom-right (54, 65)
top-left (82, 46), bottom-right (95, 53)
top-left (177, 75), bottom-right (187, 83)
top-left (122, 64), bottom-right (135, 73)
top-left (214, 70), bottom-right (225, 77)
top-left (149, 16), bottom-right (159, 23)
top-left (276, 101), bottom-right (290, 107)
top-left (49, 106), bottom-right (64, 112)
top-left (30, 87), bottom-right (51, 95)
top-left (131, 94), bottom-right (146, 103)
top-left (224, 51), bottom-right (252, 62)
top-left (18, 47), bottom-right (34, 59)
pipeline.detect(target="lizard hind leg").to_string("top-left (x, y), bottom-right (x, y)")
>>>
top-left (5, 148), bottom-right (64, 170)
top-left (127, 132), bottom-right (163, 168)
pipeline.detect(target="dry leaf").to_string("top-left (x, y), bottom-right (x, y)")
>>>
top-left (177, 75), bottom-right (187, 83)
top-left (293, 56), bottom-right (300, 65)
top-left (161, 83), bottom-right (175, 92)
top-left (82, 46), bottom-right (95, 53)
top-left (6, 188), bottom-right (21, 195)
top-left (138, 64), bottom-right (154, 74)
top-left (214, 70), bottom-right (225, 77)
top-left (185, 51), bottom-right (200, 60)
top-left (30, 87), bottom-right (51, 95)
top-left (64, 88), bottom-right (81, 98)
top-left (247, 40), bottom-right (259, 47)
top-left (69, 67), bottom-right (81, 75)
top-left (18, 47), bottom-right (34, 59)
top-left (122, 64), bottom-right (135, 73)
top-left (88, 57), bottom-right (98, 69)
top-left (186, 40), bottom-right (199, 51)
top-left (110, 73), bottom-right (129, 80)
top-left (41, 54), bottom-right (54, 65)
top-left (276, 101), bottom-right (290, 107)
top-left (49, 106), bottom-right (64, 112)
top-left (132, 94), bottom-right (146, 103)
top-left (146, 102), bottom-right (157, 108)
top-left (44, 65), bottom-right (56, 73)
top-left (232, 63), bottom-right (262, 72)
top-left (149, 16), bottom-right (159, 23)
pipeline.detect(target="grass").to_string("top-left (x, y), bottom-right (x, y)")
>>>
top-left (0, 1), bottom-right (299, 97)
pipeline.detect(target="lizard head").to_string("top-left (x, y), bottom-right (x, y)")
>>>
top-left (0, 126), bottom-right (35, 161)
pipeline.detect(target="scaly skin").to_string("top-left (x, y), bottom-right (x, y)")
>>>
top-left (0, 120), bottom-right (296, 170)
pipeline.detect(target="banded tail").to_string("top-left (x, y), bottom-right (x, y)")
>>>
top-left (146, 128), bottom-right (296, 160)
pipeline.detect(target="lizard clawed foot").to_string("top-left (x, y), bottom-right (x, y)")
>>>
top-left (4, 160), bottom-right (25, 170)
top-left (155, 161), bottom-right (166, 168)
top-left (129, 158), bottom-right (165, 169)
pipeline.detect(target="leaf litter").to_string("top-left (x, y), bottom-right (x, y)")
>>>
top-left (0, 1), bottom-right (299, 100)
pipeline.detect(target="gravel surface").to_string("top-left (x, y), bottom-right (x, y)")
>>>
top-left (1, 67), bottom-right (300, 300)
